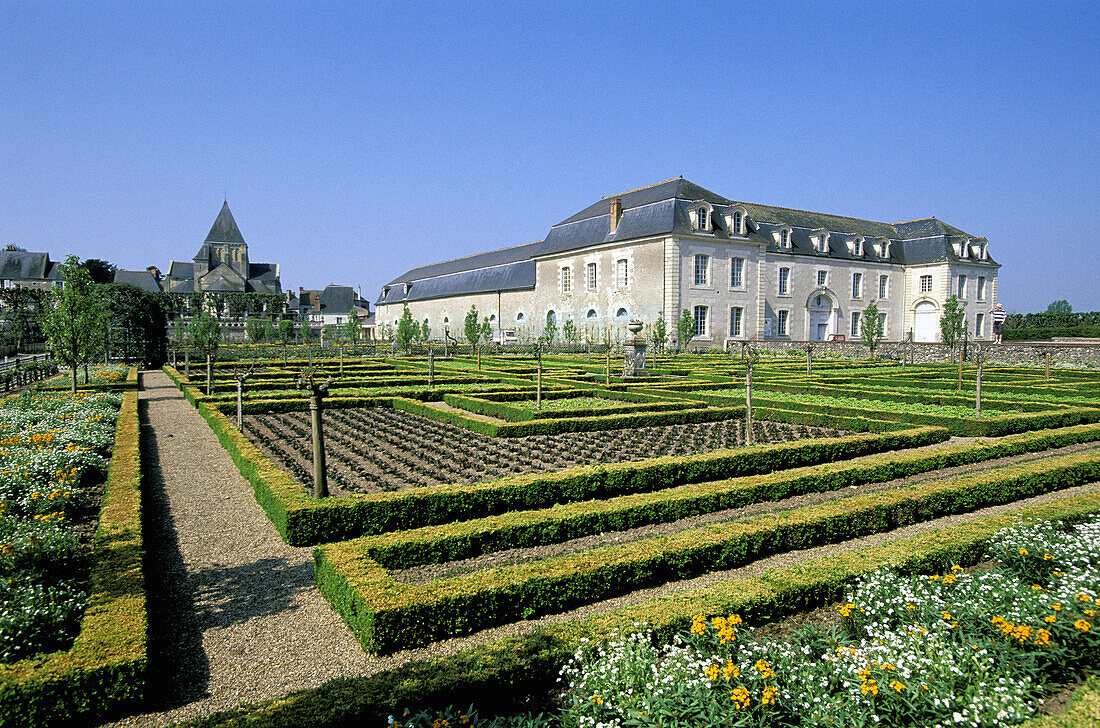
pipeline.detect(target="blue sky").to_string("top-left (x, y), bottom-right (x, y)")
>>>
top-left (2, 1), bottom-right (1097, 313)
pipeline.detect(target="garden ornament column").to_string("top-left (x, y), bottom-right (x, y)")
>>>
top-left (623, 319), bottom-right (647, 377)
top-left (1045, 352), bottom-right (1051, 380)
top-left (804, 343), bottom-right (814, 375)
top-left (232, 363), bottom-right (256, 429)
top-left (605, 348), bottom-right (611, 386)
top-left (428, 347), bottom-right (434, 388)
top-left (299, 370), bottom-right (336, 498)
top-left (742, 343), bottom-right (757, 445)
top-left (535, 341), bottom-right (542, 409)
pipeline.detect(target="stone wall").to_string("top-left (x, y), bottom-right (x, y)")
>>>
top-left (728, 339), bottom-right (1100, 368)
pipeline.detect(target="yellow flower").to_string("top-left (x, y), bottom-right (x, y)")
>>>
top-left (941, 611), bottom-right (953, 621)
top-left (1051, 603), bottom-right (1063, 612)
top-left (761, 684), bottom-right (778, 705)
top-left (861, 679), bottom-right (879, 696)
top-left (1075, 620), bottom-right (1091, 632)
top-left (951, 564), bottom-right (963, 572)
top-left (1086, 610), bottom-right (1095, 617)
top-left (889, 680), bottom-right (906, 692)
top-left (730, 686), bottom-right (751, 709)
top-left (1078, 594), bottom-right (1093, 603)
top-left (690, 615), bottom-right (706, 635)
top-left (1032, 584), bottom-right (1044, 591)
top-left (1045, 615), bottom-right (1057, 624)
top-left (906, 603), bottom-right (916, 611)
top-left (704, 664), bottom-right (720, 681)
top-left (722, 660), bottom-right (739, 680)
top-left (1044, 553), bottom-right (1054, 560)
top-left (1019, 548), bottom-right (1029, 555)
top-left (1035, 629), bottom-right (1052, 646)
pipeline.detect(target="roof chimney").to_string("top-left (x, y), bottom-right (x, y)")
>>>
top-left (609, 198), bottom-right (623, 232)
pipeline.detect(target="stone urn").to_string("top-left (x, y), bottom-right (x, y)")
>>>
top-left (627, 319), bottom-right (644, 338)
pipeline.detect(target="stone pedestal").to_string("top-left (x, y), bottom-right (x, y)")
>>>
top-left (623, 320), bottom-right (648, 377)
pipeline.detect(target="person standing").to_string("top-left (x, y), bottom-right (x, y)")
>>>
top-left (991, 303), bottom-right (1007, 343)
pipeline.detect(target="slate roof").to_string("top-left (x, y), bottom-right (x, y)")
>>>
top-left (0, 251), bottom-right (51, 281)
top-left (378, 178), bottom-right (997, 304)
top-left (205, 201), bottom-right (246, 244)
top-left (113, 270), bottom-right (163, 292)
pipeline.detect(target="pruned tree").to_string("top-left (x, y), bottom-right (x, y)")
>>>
top-left (246, 317), bottom-right (267, 342)
top-left (79, 258), bottom-right (117, 285)
top-left (189, 312), bottom-right (221, 395)
top-left (677, 309), bottom-right (695, 352)
top-left (396, 303), bottom-right (417, 353)
top-left (41, 255), bottom-right (107, 392)
top-left (1045, 300), bottom-right (1072, 314)
top-left (464, 305), bottom-right (482, 348)
top-left (344, 310), bottom-right (360, 346)
top-left (652, 311), bottom-right (668, 354)
top-left (420, 318), bottom-right (431, 342)
top-left (278, 318), bottom-right (294, 363)
top-left (940, 294), bottom-right (967, 362)
top-left (860, 299), bottom-right (885, 359)
top-left (543, 311), bottom-right (558, 343)
top-left (562, 318), bottom-right (578, 343)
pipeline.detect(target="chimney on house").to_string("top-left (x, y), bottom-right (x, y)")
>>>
top-left (609, 197), bottom-right (623, 233)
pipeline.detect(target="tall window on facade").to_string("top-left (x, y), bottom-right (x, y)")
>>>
top-left (879, 275), bottom-right (888, 299)
top-left (586, 262), bottom-right (597, 291)
top-left (976, 313), bottom-right (984, 337)
top-left (878, 313), bottom-right (887, 336)
top-left (778, 267), bottom-right (790, 295)
top-left (616, 259), bottom-right (628, 288)
top-left (851, 311), bottom-right (861, 336)
top-left (731, 257), bottom-right (744, 288)
top-left (561, 266), bottom-right (571, 295)
top-left (920, 275), bottom-right (933, 293)
top-left (957, 275), bottom-right (967, 299)
top-left (977, 276), bottom-right (986, 300)
top-left (817, 270), bottom-right (827, 287)
top-left (729, 306), bottom-right (743, 336)
top-left (852, 272), bottom-right (863, 299)
top-left (732, 211), bottom-right (742, 234)
top-left (693, 305), bottom-right (708, 337)
top-left (694, 254), bottom-right (709, 286)
top-left (777, 310), bottom-right (789, 336)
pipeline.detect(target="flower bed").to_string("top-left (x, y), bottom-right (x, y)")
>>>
top-left (0, 390), bottom-right (121, 661)
top-left (557, 516), bottom-right (1100, 728)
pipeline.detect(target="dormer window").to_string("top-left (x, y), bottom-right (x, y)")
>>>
top-left (693, 203), bottom-right (712, 232)
top-left (382, 285), bottom-right (391, 298)
top-left (877, 240), bottom-right (890, 258)
top-left (403, 282), bottom-right (412, 297)
top-left (779, 228), bottom-right (791, 248)
top-left (731, 210), bottom-right (745, 235)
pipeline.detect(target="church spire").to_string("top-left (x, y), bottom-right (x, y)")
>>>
top-left (205, 200), bottom-right (246, 244)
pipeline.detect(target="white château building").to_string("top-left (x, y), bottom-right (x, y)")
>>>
top-left (376, 178), bottom-right (1000, 346)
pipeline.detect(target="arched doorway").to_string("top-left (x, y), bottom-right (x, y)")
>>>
top-left (806, 292), bottom-right (836, 341)
top-left (914, 301), bottom-right (938, 342)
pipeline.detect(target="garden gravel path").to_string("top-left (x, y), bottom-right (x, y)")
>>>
top-left (100, 370), bottom-right (1100, 726)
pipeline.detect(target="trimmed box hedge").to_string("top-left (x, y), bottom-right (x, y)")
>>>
top-left (316, 451), bottom-right (1100, 653)
top-left (179, 491), bottom-right (1100, 728)
top-left (163, 365), bottom-right (948, 545)
top-left (0, 389), bottom-right (147, 728)
top-left (341, 422), bottom-right (1100, 571)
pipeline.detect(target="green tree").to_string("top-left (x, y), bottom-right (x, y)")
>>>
top-left (543, 311), bottom-right (558, 343)
top-left (41, 255), bottom-right (107, 392)
top-left (562, 318), bottom-right (578, 343)
top-left (278, 318), bottom-right (294, 363)
top-left (79, 258), bottom-right (117, 284)
top-left (940, 294), bottom-right (967, 361)
top-left (652, 311), bottom-right (668, 353)
top-left (301, 321), bottom-right (315, 344)
top-left (464, 305), bottom-right (482, 347)
top-left (860, 300), bottom-right (885, 359)
top-left (420, 318), bottom-right (431, 342)
top-left (189, 312), bottom-right (221, 395)
top-left (100, 283), bottom-right (168, 366)
top-left (1046, 299), bottom-right (1072, 314)
top-left (396, 304), bottom-right (417, 353)
top-left (480, 316), bottom-right (492, 346)
top-left (677, 309), bottom-right (696, 351)
top-left (344, 310), bottom-right (360, 345)
top-left (246, 317), bottom-right (267, 342)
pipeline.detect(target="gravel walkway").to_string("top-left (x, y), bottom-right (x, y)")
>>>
top-left (99, 371), bottom-right (1100, 726)
top-left (102, 372), bottom-right (376, 727)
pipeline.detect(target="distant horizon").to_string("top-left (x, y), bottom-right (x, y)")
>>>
top-left (3, 2), bottom-right (1097, 314)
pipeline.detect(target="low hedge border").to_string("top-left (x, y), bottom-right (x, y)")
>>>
top-left (347, 422), bottom-right (1100, 572)
top-left (317, 451), bottom-right (1100, 653)
top-left (181, 491), bottom-right (1100, 728)
top-left (441, 390), bottom-right (700, 422)
top-left (163, 365), bottom-right (947, 545)
top-left (0, 389), bottom-right (146, 728)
